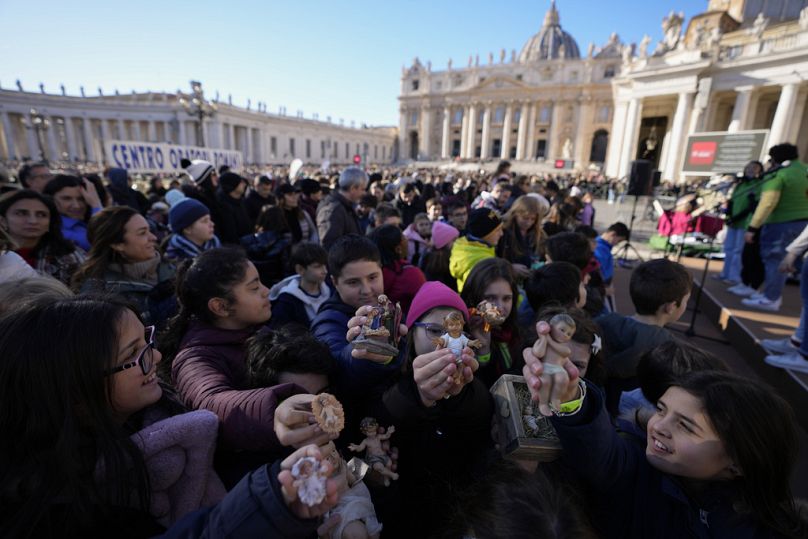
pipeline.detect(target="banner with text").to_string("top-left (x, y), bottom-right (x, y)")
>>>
top-left (682, 130), bottom-right (769, 176)
top-left (104, 140), bottom-right (243, 174)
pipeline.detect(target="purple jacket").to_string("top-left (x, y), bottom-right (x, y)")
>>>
top-left (171, 321), bottom-right (303, 453)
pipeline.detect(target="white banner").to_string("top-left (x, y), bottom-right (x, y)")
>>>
top-left (104, 140), bottom-right (243, 174)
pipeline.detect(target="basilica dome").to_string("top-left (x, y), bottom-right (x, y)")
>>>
top-left (518, 0), bottom-right (581, 62)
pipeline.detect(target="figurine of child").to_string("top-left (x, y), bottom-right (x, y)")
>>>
top-left (433, 311), bottom-right (482, 358)
top-left (532, 313), bottom-right (576, 416)
top-left (348, 417), bottom-right (399, 486)
top-left (291, 456), bottom-right (329, 506)
top-left (474, 300), bottom-right (505, 332)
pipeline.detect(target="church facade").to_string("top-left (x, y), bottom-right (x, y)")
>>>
top-left (400, 0), bottom-right (808, 182)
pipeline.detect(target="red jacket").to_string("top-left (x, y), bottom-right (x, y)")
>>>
top-left (383, 260), bottom-right (426, 314)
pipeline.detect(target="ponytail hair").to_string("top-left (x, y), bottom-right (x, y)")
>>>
top-left (676, 371), bottom-right (805, 537)
top-left (158, 247), bottom-right (249, 370)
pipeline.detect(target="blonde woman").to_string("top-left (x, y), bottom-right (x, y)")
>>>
top-left (497, 195), bottom-right (548, 279)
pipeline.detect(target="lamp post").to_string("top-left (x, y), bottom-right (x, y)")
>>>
top-left (178, 80), bottom-right (217, 147)
top-left (21, 108), bottom-right (50, 162)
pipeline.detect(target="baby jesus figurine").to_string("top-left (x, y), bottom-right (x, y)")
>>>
top-left (471, 300), bottom-right (506, 332)
top-left (433, 311), bottom-right (482, 385)
top-left (291, 456), bottom-right (329, 506)
top-left (348, 417), bottom-right (399, 486)
top-left (311, 393), bottom-right (345, 435)
top-left (532, 313), bottom-right (576, 416)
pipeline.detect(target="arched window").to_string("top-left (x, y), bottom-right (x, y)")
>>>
top-left (589, 129), bottom-right (609, 163)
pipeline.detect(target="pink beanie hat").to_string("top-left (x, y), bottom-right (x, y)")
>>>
top-left (431, 221), bottom-right (460, 250)
top-left (406, 281), bottom-right (469, 327)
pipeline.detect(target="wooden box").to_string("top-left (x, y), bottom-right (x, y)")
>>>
top-left (490, 374), bottom-right (561, 462)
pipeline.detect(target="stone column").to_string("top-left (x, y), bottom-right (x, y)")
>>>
top-left (769, 83), bottom-right (799, 145)
top-left (82, 117), bottom-right (96, 162)
top-left (177, 120), bottom-right (186, 145)
top-left (45, 116), bottom-right (60, 161)
top-left (787, 88), bottom-right (807, 142)
top-left (1, 112), bottom-right (17, 160)
top-left (227, 123), bottom-right (235, 149)
top-left (525, 102), bottom-right (538, 160)
top-left (101, 119), bottom-right (112, 150)
top-left (500, 103), bottom-right (513, 159)
top-left (466, 103), bottom-right (478, 158)
top-left (64, 118), bottom-right (78, 161)
top-left (117, 119), bottom-right (126, 140)
top-left (574, 99), bottom-right (594, 166)
top-left (728, 87), bottom-right (754, 133)
top-left (617, 98), bottom-right (643, 179)
top-left (480, 103), bottom-right (492, 159)
top-left (25, 118), bottom-right (40, 160)
top-left (547, 102), bottom-right (564, 159)
top-left (148, 121), bottom-right (157, 142)
top-left (441, 107), bottom-right (451, 159)
top-left (515, 102), bottom-right (529, 159)
top-left (459, 106), bottom-right (469, 158)
top-left (131, 120), bottom-right (142, 141)
top-left (606, 101), bottom-right (628, 178)
top-left (663, 92), bottom-right (695, 182)
top-left (419, 106), bottom-right (432, 159)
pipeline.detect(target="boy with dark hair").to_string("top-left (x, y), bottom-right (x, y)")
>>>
top-left (594, 222), bottom-right (629, 304)
top-left (619, 340), bottom-right (729, 418)
top-left (426, 197), bottom-right (443, 222)
top-left (545, 232), bottom-right (592, 270)
top-left (246, 326), bottom-right (335, 394)
top-left (445, 199), bottom-right (468, 235)
top-left (596, 258), bottom-right (692, 414)
top-left (268, 242), bottom-right (330, 329)
top-left (519, 261), bottom-right (587, 327)
top-left (357, 193), bottom-right (378, 234)
top-left (310, 234), bottom-right (401, 394)
top-left (370, 203), bottom-right (402, 232)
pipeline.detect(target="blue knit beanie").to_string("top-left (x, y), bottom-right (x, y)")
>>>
top-left (169, 198), bottom-right (210, 233)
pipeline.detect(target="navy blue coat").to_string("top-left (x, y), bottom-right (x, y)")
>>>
top-left (551, 382), bottom-right (785, 539)
top-left (164, 460), bottom-right (320, 538)
top-left (310, 294), bottom-right (403, 399)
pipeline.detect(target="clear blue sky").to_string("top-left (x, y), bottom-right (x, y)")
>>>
top-left (1, 0), bottom-right (707, 126)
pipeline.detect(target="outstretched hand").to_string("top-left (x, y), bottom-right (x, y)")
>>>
top-left (522, 323), bottom-right (581, 410)
top-left (413, 347), bottom-right (477, 407)
top-left (278, 445), bottom-right (339, 520)
top-left (346, 305), bottom-right (408, 364)
top-left (274, 394), bottom-right (338, 448)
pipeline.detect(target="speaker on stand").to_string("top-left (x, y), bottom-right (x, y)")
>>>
top-left (614, 160), bottom-right (653, 267)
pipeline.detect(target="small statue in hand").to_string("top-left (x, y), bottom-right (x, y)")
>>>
top-left (433, 311), bottom-right (482, 386)
top-left (348, 417), bottom-right (399, 486)
top-left (532, 313), bottom-right (576, 416)
top-left (471, 300), bottom-right (506, 332)
top-left (351, 295), bottom-right (402, 357)
top-left (291, 456), bottom-right (329, 506)
top-left (311, 393), bottom-right (345, 435)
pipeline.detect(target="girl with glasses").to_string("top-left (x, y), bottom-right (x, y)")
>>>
top-left (0, 298), bottom-right (340, 537)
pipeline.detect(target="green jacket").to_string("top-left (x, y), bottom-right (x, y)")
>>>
top-left (761, 160), bottom-right (808, 225)
top-left (449, 236), bottom-right (495, 292)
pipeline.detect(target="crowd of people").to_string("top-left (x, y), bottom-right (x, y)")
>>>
top-left (0, 154), bottom-right (806, 538)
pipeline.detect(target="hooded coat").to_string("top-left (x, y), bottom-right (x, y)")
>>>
top-left (449, 236), bottom-right (495, 292)
top-left (267, 274), bottom-right (330, 329)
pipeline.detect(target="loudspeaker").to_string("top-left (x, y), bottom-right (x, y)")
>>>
top-left (628, 159), bottom-right (653, 197)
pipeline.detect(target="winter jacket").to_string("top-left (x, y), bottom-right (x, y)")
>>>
top-left (16, 243), bottom-right (86, 285)
top-left (310, 294), bottom-right (404, 398)
top-left (316, 191), bottom-right (361, 249)
top-left (382, 260), bottom-right (426, 314)
top-left (61, 208), bottom-right (101, 251)
top-left (108, 168), bottom-right (149, 213)
top-left (127, 410), bottom-right (226, 527)
top-left (0, 251), bottom-right (38, 283)
top-left (242, 190), bottom-right (275, 225)
top-left (171, 321), bottom-right (304, 455)
top-left (299, 196), bottom-right (318, 223)
top-left (268, 274), bottom-right (330, 329)
top-left (402, 224), bottom-right (430, 266)
top-left (394, 195), bottom-right (426, 227)
top-left (496, 227), bottom-right (539, 267)
top-left (551, 382), bottom-right (786, 539)
top-left (164, 233), bottom-right (221, 263)
top-left (449, 235), bottom-right (495, 292)
top-left (375, 371), bottom-right (494, 537)
top-left (240, 230), bottom-right (291, 287)
top-left (79, 260), bottom-right (177, 328)
top-left (595, 313), bottom-right (674, 380)
top-left (215, 190), bottom-right (253, 245)
top-left (283, 207), bottom-right (319, 244)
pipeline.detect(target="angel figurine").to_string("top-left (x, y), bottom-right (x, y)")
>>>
top-left (532, 313), bottom-right (576, 416)
top-left (348, 417), bottom-right (399, 486)
top-left (351, 295), bottom-right (402, 357)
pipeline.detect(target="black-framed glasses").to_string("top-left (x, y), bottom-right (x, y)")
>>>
top-left (105, 326), bottom-right (156, 377)
top-left (413, 322), bottom-right (445, 338)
